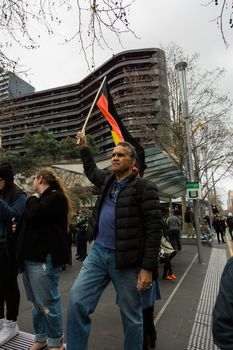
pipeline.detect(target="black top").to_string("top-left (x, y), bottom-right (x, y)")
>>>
top-left (184, 211), bottom-right (194, 223)
top-left (213, 257), bottom-right (233, 349)
top-left (17, 186), bottom-right (69, 268)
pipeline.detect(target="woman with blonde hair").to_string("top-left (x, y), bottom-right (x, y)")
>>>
top-left (17, 168), bottom-right (72, 350)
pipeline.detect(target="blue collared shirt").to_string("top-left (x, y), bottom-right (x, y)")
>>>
top-left (95, 178), bottom-right (128, 250)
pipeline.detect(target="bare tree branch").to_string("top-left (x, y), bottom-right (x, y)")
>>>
top-left (0, 0), bottom-right (136, 70)
top-left (202, 0), bottom-right (233, 47)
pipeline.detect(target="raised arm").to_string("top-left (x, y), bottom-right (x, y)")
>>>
top-left (76, 131), bottom-right (110, 189)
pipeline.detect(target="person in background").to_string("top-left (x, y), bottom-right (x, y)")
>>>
top-left (141, 215), bottom-right (169, 349)
top-left (220, 215), bottom-right (227, 236)
top-left (62, 223), bottom-right (73, 271)
top-left (204, 215), bottom-right (211, 229)
top-left (184, 207), bottom-right (195, 238)
top-left (161, 214), bottom-right (168, 238)
top-left (212, 215), bottom-right (225, 244)
top-left (75, 211), bottom-right (88, 261)
top-left (17, 168), bottom-right (72, 350)
top-left (212, 204), bottom-right (219, 215)
top-left (166, 211), bottom-right (181, 251)
top-left (71, 212), bottom-right (81, 259)
top-left (0, 163), bottom-right (27, 346)
top-left (142, 280), bottom-right (161, 350)
top-left (227, 213), bottom-right (233, 240)
top-left (70, 213), bottom-right (78, 246)
top-left (67, 132), bottom-right (162, 350)
top-left (159, 236), bottom-right (177, 280)
top-left (160, 215), bottom-right (177, 280)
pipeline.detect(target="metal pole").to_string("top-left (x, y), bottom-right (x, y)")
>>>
top-left (183, 101), bottom-right (194, 180)
top-left (77, 76), bottom-right (107, 144)
top-left (203, 146), bottom-right (212, 229)
top-left (81, 76), bottom-right (106, 133)
top-left (175, 62), bottom-right (203, 263)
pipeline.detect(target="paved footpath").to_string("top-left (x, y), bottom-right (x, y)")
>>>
top-left (0, 237), bottom-right (230, 350)
top-left (154, 245), bottom-right (226, 350)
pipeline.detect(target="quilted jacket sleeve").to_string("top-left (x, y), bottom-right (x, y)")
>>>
top-left (140, 179), bottom-right (162, 272)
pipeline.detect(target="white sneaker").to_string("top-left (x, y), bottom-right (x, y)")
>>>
top-left (0, 320), bottom-right (19, 345)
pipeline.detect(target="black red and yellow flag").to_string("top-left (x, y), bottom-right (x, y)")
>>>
top-left (97, 81), bottom-right (146, 176)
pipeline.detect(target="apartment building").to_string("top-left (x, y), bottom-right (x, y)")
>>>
top-left (0, 48), bottom-right (171, 153)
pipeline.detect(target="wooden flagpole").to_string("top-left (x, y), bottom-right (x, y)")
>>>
top-left (77, 76), bottom-right (107, 144)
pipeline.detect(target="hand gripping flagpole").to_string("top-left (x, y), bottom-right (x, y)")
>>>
top-left (77, 76), bottom-right (107, 144)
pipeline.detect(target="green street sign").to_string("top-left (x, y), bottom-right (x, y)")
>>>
top-left (186, 182), bottom-right (202, 199)
top-left (186, 182), bottom-right (200, 190)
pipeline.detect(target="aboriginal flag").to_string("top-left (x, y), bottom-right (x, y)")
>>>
top-left (97, 81), bottom-right (146, 176)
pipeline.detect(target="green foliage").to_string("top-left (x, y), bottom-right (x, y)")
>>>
top-left (58, 137), bottom-right (80, 159)
top-left (21, 126), bottom-right (59, 161)
top-left (1, 127), bottom-right (99, 176)
top-left (86, 134), bottom-right (99, 155)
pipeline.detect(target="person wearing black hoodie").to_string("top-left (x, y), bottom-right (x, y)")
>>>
top-left (0, 163), bottom-right (27, 346)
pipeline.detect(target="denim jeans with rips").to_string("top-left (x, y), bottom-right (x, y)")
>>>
top-left (22, 254), bottom-right (63, 347)
top-left (67, 243), bottom-right (143, 350)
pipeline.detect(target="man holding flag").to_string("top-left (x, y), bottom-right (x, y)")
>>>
top-left (96, 80), bottom-right (146, 176)
top-left (67, 128), bottom-right (162, 350)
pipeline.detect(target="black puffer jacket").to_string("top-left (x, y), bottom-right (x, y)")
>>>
top-left (0, 185), bottom-right (26, 275)
top-left (17, 186), bottom-right (70, 268)
top-left (213, 257), bottom-right (233, 349)
top-left (81, 147), bottom-right (162, 271)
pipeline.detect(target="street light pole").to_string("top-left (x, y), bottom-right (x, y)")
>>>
top-left (203, 147), bottom-right (213, 229)
top-left (175, 62), bottom-right (203, 263)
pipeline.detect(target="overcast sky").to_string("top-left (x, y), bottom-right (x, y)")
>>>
top-left (4, 0), bottom-right (233, 95)
top-left (3, 0), bottom-right (233, 207)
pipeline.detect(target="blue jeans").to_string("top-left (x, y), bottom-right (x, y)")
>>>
top-left (67, 243), bottom-right (143, 350)
top-left (22, 255), bottom-right (63, 347)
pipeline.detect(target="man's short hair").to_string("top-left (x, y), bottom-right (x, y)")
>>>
top-left (116, 142), bottom-right (137, 160)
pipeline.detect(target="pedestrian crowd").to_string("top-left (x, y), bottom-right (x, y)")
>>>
top-left (1, 133), bottom-right (233, 350)
top-left (0, 132), bottom-right (163, 350)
